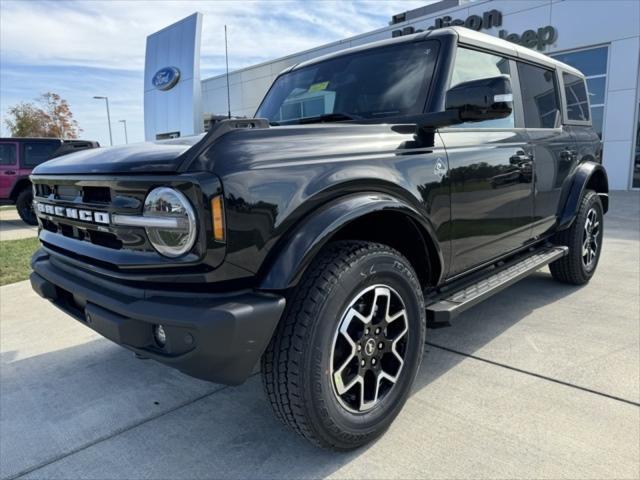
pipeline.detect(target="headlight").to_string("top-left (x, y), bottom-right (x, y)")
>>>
top-left (143, 187), bottom-right (197, 258)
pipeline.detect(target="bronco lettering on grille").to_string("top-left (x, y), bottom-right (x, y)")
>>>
top-left (35, 202), bottom-right (110, 225)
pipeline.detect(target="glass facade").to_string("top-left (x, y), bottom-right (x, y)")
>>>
top-left (552, 46), bottom-right (608, 139)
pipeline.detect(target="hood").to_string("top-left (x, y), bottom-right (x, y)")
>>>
top-left (32, 135), bottom-right (205, 175)
top-left (32, 121), bottom-right (425, 176)
top-left (187, 122), bottom-right (426, 175)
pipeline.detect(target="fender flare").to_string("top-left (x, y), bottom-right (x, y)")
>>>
top-left (557, 161), bottom-right (608, 230)
top-left (259, 192), bottom-right (444, 290)
top-left (9, 177), bottom-right (31, 201)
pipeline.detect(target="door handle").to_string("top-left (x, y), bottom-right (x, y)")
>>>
top-left (4, 170), bottom-right (16, 175)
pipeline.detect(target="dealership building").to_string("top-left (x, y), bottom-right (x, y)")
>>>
top-left (144, 0), bottom-right (640, 190)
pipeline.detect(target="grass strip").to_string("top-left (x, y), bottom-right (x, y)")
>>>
top-left (0, 237), bottom-right (40, 286)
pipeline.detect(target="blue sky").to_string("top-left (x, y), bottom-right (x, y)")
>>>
top-left (0, 0), bottom-right (429, 145)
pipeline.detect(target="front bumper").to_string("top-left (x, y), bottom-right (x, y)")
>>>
top-left (30, 249), bottom-right (285, 385)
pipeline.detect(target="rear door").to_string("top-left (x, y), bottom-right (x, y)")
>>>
top-left (518, 62), bottom-right (576, 239)
top-left (439, 47), bottom-right (533, 277)
top-left (0, 142), bottom-right (19, 200)
top-left (561, 71), bottom-right (601, 173)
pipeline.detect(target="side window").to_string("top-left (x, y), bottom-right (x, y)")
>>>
top-left (0, 144), bottom-right (17, 165)
top-left (22, 142), bottom-right (59, 168)
top-left (449, 47), bottom-right (513, 128)
top-left (563, 72), bottom-right (590, 122)
top-left (517, 63), bottom-right (560, 128)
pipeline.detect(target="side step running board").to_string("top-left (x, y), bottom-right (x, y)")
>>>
top-left (426, 246), bottom-right (568, 323)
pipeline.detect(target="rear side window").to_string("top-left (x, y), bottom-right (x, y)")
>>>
top-left (563, 72), bottom-right (590, 121)
top-left (22, 142), bottom-right (59, 168)
top-left (518, 63), bottom-right (560, 128)
top-left (449, 47), bottom-right (513, 128)
top-left (0, 144), bottom-right (17, 165)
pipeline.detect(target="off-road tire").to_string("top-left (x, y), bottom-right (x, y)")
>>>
top-left (549, 189), bottom-right (603, 285)
top-left (15, 186), bottom-right (37, 226)
top-left (261, 240), bottom-right (426, 450)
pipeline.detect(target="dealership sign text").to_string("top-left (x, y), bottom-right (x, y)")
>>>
top-left (391, 9), bottom-right (558, 51)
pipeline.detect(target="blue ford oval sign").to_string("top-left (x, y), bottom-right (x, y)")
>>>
top-left (152, 66), bottom-right (181, 91)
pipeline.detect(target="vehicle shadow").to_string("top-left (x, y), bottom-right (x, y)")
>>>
top-left (413, 270), bottom-right (585, 392)
top-left (0, 218), bottom-right (36, 231)
top-left (1, 270), bottom-right (588, 480)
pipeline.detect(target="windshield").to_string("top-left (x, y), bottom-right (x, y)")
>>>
top-left (256, 40), bottom-right (439, 124)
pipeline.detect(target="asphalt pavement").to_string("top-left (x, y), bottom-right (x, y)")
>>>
top-left (1, 192), bottom-right (638, 479)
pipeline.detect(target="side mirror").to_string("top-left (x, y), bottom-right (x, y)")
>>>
top-left (445, 75), bottom-right (513, 123)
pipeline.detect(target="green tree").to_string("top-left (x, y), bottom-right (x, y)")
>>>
top-left (4, 102), bottom-right (48, 137)
top-left (4, 92), bottom-right (82, 139)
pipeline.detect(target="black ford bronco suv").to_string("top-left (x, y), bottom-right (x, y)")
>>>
top-left (30, 27), bottom-right (607, 450)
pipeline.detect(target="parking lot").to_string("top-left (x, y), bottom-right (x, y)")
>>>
top-left (1, 192), bottom-right (638, 480)
top-left (0, 209), bottom-right (37, 241)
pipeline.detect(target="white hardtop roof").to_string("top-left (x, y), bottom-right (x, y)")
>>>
top-left (292, 26), bottom-right (584, 78)
top-left (451, 26), bottom-right (583, 77)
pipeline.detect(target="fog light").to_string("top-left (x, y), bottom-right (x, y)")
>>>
top-left (154, 324), bottom-right (167, 347)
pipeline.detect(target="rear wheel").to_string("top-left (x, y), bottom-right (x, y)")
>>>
top-left (261, 241), bottom-right (426, 450)
top-left (15, 187), bottom-right (37, 226)
top-left (550, 189), bottom-right (603, 285)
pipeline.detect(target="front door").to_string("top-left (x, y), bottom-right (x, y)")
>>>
top-left (440, 47), bottom-right (534, 277)
top-left (0, 142), bottom-right (19, 200)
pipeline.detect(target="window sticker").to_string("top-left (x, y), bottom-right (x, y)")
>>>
top-left (308, 81), bottom-right (329, 93)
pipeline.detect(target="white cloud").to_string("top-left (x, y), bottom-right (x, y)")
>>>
top-left (0, 0), bottom-right (431, 143)
top-left (1, 0), bottom-right (428, 71)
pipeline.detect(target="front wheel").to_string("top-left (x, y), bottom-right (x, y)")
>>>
top-left (550, 189), bottom-right (604, 285)
top-left (261, 241), bottom-right (426, 450)
top-left (15, 187), bottom-right (37, 226)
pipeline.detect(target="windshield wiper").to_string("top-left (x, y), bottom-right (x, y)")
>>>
top-left (297, 112), bottom-right (361, 124)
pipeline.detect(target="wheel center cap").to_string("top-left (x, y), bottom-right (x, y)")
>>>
top-left (364, 338), bottom-right (376, 356)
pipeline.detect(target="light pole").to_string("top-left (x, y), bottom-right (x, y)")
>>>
top-left (119, 119), bottom-right (128, 144)
top-left (93, 96), bottom-right (113, 146)
top-left (225, 25), bottom-right (231, 118)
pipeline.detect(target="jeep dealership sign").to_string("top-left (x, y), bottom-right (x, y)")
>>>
top-left (391, 9), bottom-right (558, 51)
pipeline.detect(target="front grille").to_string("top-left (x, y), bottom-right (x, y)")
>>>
top-left (33, 177), bottom-right (147, 253)
top-left (84, 186), bottom-right (111, 203)
top-left (88, 229), bottom-right (123, 249)
top-left (38, 183), bottom-right (112, 203)
top-left (28, 175), bottom-right (214, 274)
top-left (36, 184), bottom-right (52, 197)
top-left (56, 185), bottom-right (81, 201)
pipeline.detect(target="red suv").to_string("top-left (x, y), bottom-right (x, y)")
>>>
top-left (0, 138), bottom-right (99, 224)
